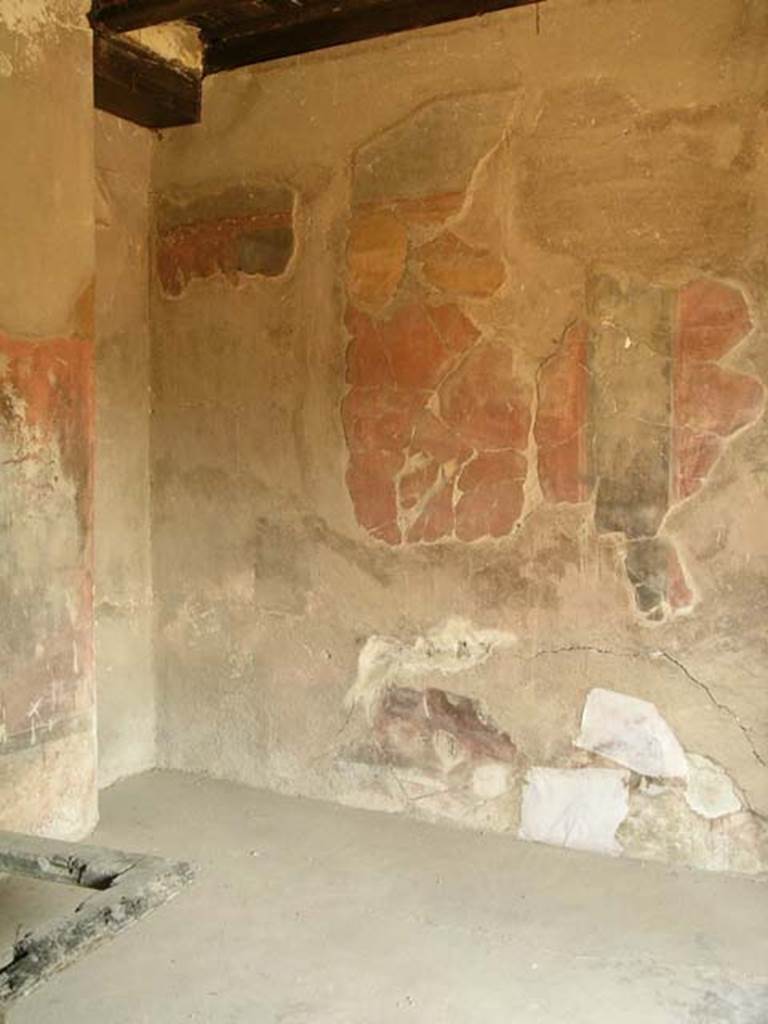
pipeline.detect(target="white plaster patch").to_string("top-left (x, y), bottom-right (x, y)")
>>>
top-left (0, 0), bottom-right (81, 32)
top-left (575, 687), bottom-right (688, 779)
top-left (345, 617), bottom-right (516, 719)
top-left (472, 762), bottom-right (509, 799)
top-left (125, 22), bottom-right (203, 70)
top-left (519, 767), bottom-right (630, 855)
top-left (0, 0), bottom-right (83, 68)
top-left (684, 754), bottom-right (741, 819)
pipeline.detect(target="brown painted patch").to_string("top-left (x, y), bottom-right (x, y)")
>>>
top-left (346, 209), bottom-right (407, 311)
top-left (416, 231), bottom-right (505, 297)
top-left (369, 685), bottom-right (517, 773)
top-left (675, 362), bottom-right (762, 437)
top-left (386, 303), bottom-right (468, 391)
top-left (405, 477), bottom-right (455, 544)
top-left (671, 428), bottom-right (722, 502)
top-left (391, 191), bottom-right (465, 226)
top-left (344, 307), bottom-right (394, 388)
top-left (72, 280), bottom-right (95, 341)
top-left (344, 96), bottom-right (529, 546)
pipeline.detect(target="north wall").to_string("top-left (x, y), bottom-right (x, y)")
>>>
top-left (151, 0), bottom-right (768, 871)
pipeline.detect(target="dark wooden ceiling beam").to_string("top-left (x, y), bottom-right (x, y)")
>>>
top-left (204, 0), bottom-right (543, 74)
top-left (94, 30), bottom-right (202, 128)
top-left (90, 0), bottom-right (258, 32)
top-left (90, 0), bottom-right (543, 127)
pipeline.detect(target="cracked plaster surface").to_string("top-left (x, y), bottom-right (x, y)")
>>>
top-left (341, 98), bottom-right (764, 630)
top-left (147, 20), bottom-right (768, 877)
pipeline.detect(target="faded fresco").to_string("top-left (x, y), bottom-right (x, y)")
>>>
top-left (150, 0), bottom-right (768, 874)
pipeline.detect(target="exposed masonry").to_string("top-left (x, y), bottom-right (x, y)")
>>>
top-left (519, 686), bottom-right (761, 867)
top-left (342, 622), bottom-right (766, 873)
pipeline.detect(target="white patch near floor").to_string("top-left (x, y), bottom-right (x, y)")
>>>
top-left (11, 771), bottom-right (768, 1024)
top-left (518, 766), bottom-right (630, 855)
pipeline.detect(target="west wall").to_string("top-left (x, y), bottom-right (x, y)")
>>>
top-left (151, 0), bottom-right (768, 871)
top-left (94, 112), bottom-right (156, 788)
top-left (0, 0), bottom-right (97, 836)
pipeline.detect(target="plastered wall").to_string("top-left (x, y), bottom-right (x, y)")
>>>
top-left (94, 112), bottom-right (156, 789)
top-left (151, 0), bottom-right (768, 871)
top-left (0, 0), bottom-right (96, 837)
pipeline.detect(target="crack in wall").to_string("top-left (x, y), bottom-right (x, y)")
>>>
top-left (512, 644), bottom-right (766, 773)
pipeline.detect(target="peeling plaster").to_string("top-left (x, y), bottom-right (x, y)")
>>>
top-left (0, 0), bottom-right (85, 68)
top-left (685, 754), bottom-right (742, 820)
top-left (149, 5), bottom-right (768, 876)
top-left (345, 618), bottom-right (516, 719)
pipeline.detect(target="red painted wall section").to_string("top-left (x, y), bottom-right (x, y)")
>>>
top-left (337, 105), bottom-right (764, 619)
top-left (342, 219), bottom-right (762, 623)
top-left (155, 186), bottom-right (296, 296)
top-left (343, 301), bottom-right (533, 544)
top-left (344, 277), bottom-right (762, 548)
top-left (535, 321), bottom-right (592, 505)
top-left (157, 210), bottom-right (294, 295)
top-left (0, 332), bottom-right (94, 749)
top-left (673, 280), bottom-right (763, 501)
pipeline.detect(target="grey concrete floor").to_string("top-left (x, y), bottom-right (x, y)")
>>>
top-left (5, 770), bottom-right (768, 1023)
